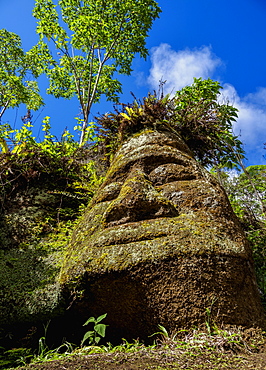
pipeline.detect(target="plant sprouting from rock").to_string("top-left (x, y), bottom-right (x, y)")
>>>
top-left (96, 78), bottom-right (244, 168)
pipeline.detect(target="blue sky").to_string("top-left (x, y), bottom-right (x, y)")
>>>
top-left (1, 0), bottom-right (266, 166)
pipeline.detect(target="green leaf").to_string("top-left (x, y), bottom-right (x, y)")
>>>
top-left (80, 331), bottom-right (94, 346)
top-left (83, 317), bottom-right (96, 326)
top-left (95, 313), bottom-right (107, 324)
top-left (157, 324), bottom-right (169, 337)
top-left (94, 323), bottom-right (107, 337)
top-left (94, 336), bottom-right (101, 344)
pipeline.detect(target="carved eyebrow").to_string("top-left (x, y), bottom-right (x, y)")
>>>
top-left (107, 146), bottom-right (192, 183)
top-left (148, 163), bottom-right (197, 185)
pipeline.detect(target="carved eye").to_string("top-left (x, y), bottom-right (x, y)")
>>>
top-left (149, 163), bottom-right (196, 185)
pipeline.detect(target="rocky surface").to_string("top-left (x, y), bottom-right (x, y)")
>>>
top-left (60, 129), bottom-right (265, 342)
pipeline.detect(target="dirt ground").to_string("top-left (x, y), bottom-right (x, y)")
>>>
top-left (15, 346), bottom-right (266, 370)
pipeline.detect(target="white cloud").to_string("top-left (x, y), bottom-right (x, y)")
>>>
top-left (148, 44), bottom-right (222, 93)
top-left (147, 45), bottom-right (266, 164)
top-left (221, 84), bottom-right (266, 151)
top-left (244, 87), bottom-right (266, 106)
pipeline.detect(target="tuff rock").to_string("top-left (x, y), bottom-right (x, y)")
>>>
top-left (60, 129), bottom-right (265, 341)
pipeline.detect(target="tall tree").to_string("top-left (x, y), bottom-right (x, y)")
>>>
top-left (221, 165), bottom-right (266, 300)
top-left (33, 0), bottom-right (161, 145)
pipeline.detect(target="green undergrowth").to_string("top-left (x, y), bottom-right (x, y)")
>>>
top-left (0, 119), bottom-right (105, 334)
top-left (2, 324), bottom-right (265, 370)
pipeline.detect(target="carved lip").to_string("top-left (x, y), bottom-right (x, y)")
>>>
top-left (78, 215), bottom-right (248, 258)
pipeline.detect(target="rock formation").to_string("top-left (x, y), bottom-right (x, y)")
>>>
top-left (60, 129), bottom-right (265, 341)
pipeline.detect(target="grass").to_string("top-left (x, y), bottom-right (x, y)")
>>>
top-left (3, 325), bottom-right (265, 370)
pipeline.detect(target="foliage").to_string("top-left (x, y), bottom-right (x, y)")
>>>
top-left (96, 78), bottom-right (244, 168)
top-left (219, 165), bottom-right (266, 303)
top-left (0, 116), bottom-right (104, 210)
top-left (150, 325), bottom-right (254, 354)
top-left (81, 313), bottom-right (108, 347)
top-left (225, 165), bottom-right (266, 221)
top-left (1, 324), bottom-right (264, 369)
top-left (35, 337), bottom-right (75, 363)
top-left (0, 115), bottom-right (106, 342)
top-left (173, 78), bottom-right (243, 168)
top-left (0, 29), bottom-right (46, 122)
top-left (32, 0), bottom-right (161, 145)
top-left (0, 347), bottom-right (32, 369)
top-left (247, 226), bottom-right (266, 303)
top-left (149, 324), bottom-right (177, 342)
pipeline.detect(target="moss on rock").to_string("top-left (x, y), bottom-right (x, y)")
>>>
top-left (60, 130), bottom-right (265, 341)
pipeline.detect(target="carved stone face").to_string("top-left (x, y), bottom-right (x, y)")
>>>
top-left (60, 129), bottom-right (265, 341)
top-left (95, 138), bottom-right (198, 227)
top-left (61, 130), bottom-right (250, 278)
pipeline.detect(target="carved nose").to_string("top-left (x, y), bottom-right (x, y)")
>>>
top-left (103, 168), bottom-right (178, 227)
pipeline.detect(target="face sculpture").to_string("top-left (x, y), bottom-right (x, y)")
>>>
top-left (61, 129), bottom-right (250, 279)
top-left (60, 129), bottom-right (265, 341)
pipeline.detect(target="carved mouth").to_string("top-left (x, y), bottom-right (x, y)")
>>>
top-left (69, 215), bottom-right (249, 277)
top-left (91, 217), bottom-right (178, 247)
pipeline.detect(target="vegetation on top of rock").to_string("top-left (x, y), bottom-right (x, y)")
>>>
top-left (96, 78), bottom-right (244, 168)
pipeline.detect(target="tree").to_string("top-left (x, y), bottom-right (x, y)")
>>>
top-left (33, 0), bottom-right (161, 145)
top-left (0, 29), bottom-right (44, 124)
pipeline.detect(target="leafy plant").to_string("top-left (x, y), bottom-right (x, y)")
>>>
top-left (0, 116), bottom-right (105, 234)
top-left (173, 78), bottom-right (243, 168)
top-left (81, 313), bottom-right (108, 346)
top-left (34, 339), bottom-right (75, 363)
top-left (33, 0), bottom-right (161, 145)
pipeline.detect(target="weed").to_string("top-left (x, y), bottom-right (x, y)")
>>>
top-left (149, 324), bottom-right (187, 347)
top-left (81, 313), bottom-right (108, 347)
top-left (151, 324), bottom-right (257, 355)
